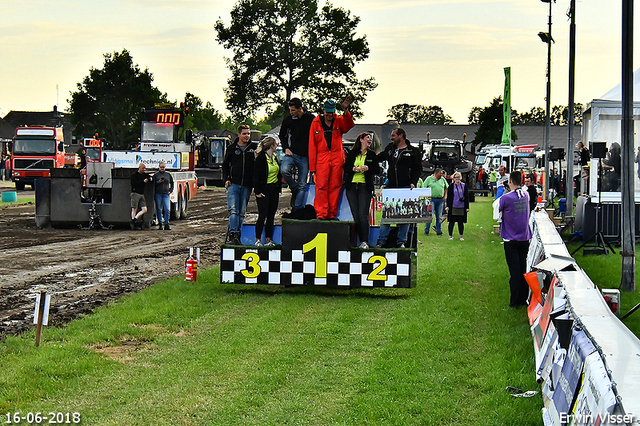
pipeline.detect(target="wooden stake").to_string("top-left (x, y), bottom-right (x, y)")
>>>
top-left (35, 291), bottom-right (46, 347)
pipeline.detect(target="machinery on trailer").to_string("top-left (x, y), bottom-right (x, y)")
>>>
top-left (11, 126), bottom-right (65, 190)
top-left (420, 134), bottom-right (476, 201)
top-left (35, 108), bottom-right (197, 228)
top-left (193, 133), bottom-right (230, 186)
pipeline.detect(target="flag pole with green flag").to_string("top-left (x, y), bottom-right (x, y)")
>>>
top-left (501, 67), bottom-right (511, 146)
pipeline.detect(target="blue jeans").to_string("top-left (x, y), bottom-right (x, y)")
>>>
top-left (227, 184), bottom-right (252, 233)
top-left (425, 198), bottom-right (444, 234)
top-left (155, 193), bottom-right (171, 225)
top-left (377, 223), bottom-right (409, 247)
top-left (281, 153), bottom-right (309, 209)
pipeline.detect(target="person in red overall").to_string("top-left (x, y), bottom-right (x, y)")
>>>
top-left (309, 97), bottom-right (355, 219)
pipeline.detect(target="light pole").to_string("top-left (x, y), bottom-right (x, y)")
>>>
top-left (566, 0), bottom-right (576, 221)
top-left (539, 0), bottom-right (554, 202)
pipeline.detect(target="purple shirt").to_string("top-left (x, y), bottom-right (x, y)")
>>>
top-left (499, 188), bottom-right (532, 241)
top-left (451, 183), bottom-right (465, 208)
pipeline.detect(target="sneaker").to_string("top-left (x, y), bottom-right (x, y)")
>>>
top-left (448, 236), bottom-right (453, 240)
top-left (255, 239), bottom-right (263, 246)
top-left (358, 241), bottom-right (370, 249)
top-left (265, 240), bottom-right (276, 247)
top-left (158, 224), bottom-right (163, 231)
top-left (375, 242), bottom-right (384, 248)
top-left (130, 219), bottom-right (136, 230)
top-left (163, 223), bottom-right (171, 230)
top-left (460, 237), bottom-right (464, 241)
top-left (397, 242), bottom-right (406, 248)
top-left (436, 232), bottom-right (443, 236)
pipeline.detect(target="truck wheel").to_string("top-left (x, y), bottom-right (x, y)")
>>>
top-left (180, 187), bottom-right (189, 219)
top-left (15, 182), bottom-right (25, 191)
top-left (170, 188), bottom-right (181, 220)
top-left (467, 174), bottom-right (476, 202)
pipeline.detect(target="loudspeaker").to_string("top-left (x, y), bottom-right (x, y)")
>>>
top-left (590, 141), bottom-right (608, 159)
top-left (549, 148), bottom-right (565, 161)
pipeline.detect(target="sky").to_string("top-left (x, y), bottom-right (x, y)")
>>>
top-left (0, 0), bottom-right (637, 126)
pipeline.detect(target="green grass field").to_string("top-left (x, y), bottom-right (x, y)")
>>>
top-left (0, 198), bottom-right (551, 425)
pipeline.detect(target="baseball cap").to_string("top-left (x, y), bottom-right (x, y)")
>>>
top-left (323, 99), bottom-right (336, 113)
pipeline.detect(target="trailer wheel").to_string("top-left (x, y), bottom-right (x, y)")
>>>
top-left (179, 187), bottom-right (189, 219)
top-left (467, 173), bottom-right (476, 202)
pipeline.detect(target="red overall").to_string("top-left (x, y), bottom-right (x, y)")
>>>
top-left (308, 111), bottom-right (354, 219)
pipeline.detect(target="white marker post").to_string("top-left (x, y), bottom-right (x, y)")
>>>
top-left (33, 291), bottom-right (50, 347)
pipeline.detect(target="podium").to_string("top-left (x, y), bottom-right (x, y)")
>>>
top-left (220, 219), bottom-right (417, 288)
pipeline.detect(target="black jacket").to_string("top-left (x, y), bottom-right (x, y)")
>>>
top-left (279, 110), bottom-right (315, 157)
top-left (222, 138), bottom-right (257, 187)
top-left (343, 148), bottom-right (380, 193)
top-left (253, 152), bottom-right (282, 196)
top-left (131, 171), bottom-right (151, 194)
top-left (445, 182), bottom-right (470, 223)
top-left (377, 141), bottom-right (422, 188)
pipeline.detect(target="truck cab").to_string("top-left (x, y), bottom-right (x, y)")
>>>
top-left (11, 126), bottom-right (65, 190)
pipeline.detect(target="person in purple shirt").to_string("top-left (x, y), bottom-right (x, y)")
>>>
top-left (499, 171), bottom-right (532, 308)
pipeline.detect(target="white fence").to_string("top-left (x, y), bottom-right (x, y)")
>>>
top-left (527, 211), bottom-right (640, 425)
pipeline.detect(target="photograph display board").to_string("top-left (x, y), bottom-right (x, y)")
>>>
top-left (380, 188), bottom-right (432, 224)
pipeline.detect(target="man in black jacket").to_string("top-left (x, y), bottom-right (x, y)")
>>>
top-left (375, 127), bottom-right (422, 248)
top-left (130, 162), bottom-right (152, 230)
top-left (279, 98), bottom-right (315, 210)
top-left (222, 125), bottom-right (257, 245)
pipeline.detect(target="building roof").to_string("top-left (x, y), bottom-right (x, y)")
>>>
top-left (344, 123), bottom-right (582, 151)
top-left (2, 109), bottom-right (75, 143)
top-left (0, 118), bottom-right (14, 141)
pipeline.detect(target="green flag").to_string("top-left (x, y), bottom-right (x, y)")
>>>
top-left (501, 67), bottom-right (511, 146)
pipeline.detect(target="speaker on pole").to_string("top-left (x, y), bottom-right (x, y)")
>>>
top-left (590, 142), bottom-right (608, 159)
top-left (549, 148), bottom-right (565, 162)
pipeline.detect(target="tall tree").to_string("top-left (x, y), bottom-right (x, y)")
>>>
top-left (215, 0), bottom-right (377, 120)
top-left (388, 104), bottom-right (454, 124)
top-left (471, 97), bottom-right (518, 148)
top-left (68, 49), bottom-right (166, 149)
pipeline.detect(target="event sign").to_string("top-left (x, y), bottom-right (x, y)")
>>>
top-left (568, 352), bottom-right (616, 426)
top-left (550, 328), bottom-right (597, 420)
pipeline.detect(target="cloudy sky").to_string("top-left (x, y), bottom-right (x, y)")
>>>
top-left (0, 0), bottom-right (636, 125)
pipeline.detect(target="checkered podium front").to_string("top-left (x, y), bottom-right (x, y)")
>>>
top-left (220, 219), bottom-right (416, 288)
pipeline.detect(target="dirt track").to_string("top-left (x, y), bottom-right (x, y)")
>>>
top-left (0, 186), bottom-right (292, 339)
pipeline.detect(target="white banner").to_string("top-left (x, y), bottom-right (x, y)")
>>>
top-left (103, 151), bottom-right (181, 169)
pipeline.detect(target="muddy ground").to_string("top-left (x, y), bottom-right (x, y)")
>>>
top-left (0, 185), bottom-right (292, 339)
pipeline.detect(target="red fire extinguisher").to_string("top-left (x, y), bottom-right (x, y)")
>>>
top-left (185, 247), bottom-right (199, 281)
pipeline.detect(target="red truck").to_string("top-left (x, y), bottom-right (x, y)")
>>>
top-left (11, 126), bottom-right (65, 190)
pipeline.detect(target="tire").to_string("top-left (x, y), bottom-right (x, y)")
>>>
top-left (15, 182), bottom-right (25, 190)
top-left (467, 173), bottom-right (476, 202)
top-left (170, 187), bottom-right (181, 220)
top-left (179, 187), bottom-right (189, 219)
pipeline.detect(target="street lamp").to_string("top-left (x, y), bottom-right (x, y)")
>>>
top-left (539, 0), bottom-right (555, 201)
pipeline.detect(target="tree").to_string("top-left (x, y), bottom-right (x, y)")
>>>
top-left (215, 0), bottom-right (377, 120)
top-left (471, 97), bottom-right (517, 148)
top-left (68, 49), bottom-right (167, 149)
top-left (183, 92), bottom-right (225, 132)
top-left (515, 106), bottom-right (546, 125)
top-left (388, 104), bottom-right (454, 124)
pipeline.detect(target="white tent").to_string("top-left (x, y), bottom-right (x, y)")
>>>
top-left (582, 68), bottom-right (640, 201)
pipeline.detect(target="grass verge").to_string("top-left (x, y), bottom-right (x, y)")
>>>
top-left (0, 198), bottom-right (542, 425)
